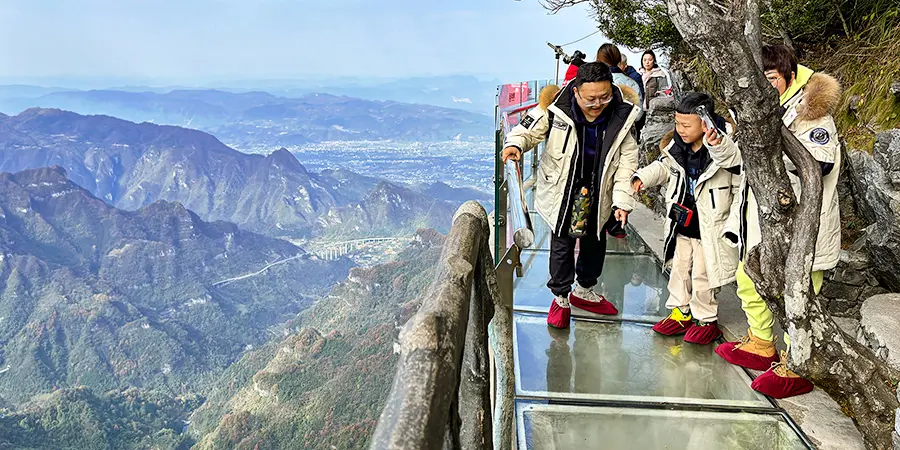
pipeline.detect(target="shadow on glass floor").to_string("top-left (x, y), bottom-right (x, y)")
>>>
top-left (517, 401), bottom-right (808, 450)
top-left (514, 252), bottom-right (668, 323)
top-left (512, 313), bottom-right (769, 407)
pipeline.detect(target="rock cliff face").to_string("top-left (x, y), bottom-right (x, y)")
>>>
top-left (847, 130), bottom-right (900, 292)
top-left (0, 166), bottom-right (352, 404)
top-left (821, 246), bottom-right (887, 317)
top-left (0, 108), bottom-right (458, 239)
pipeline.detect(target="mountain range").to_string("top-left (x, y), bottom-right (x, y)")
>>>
top-left (0, 75), bottom-right (499, 113)
top-left (0, 194), bottom-right (444, 449)
top-left (0, 88), bottom-right (493, 148)
top-left (0, 166), bottom-right (353, 405)
top-left (0, 84), bottom-right (480, 449)
top-left (0, 108), bottom-right (463, 240)
top-left (189, 229), bottom-right (443, 450)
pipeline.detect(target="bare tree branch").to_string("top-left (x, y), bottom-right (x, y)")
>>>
top-left (778, 125), bottom-right (821, 361)
top-left (539, 0), bottom-right (592, 14)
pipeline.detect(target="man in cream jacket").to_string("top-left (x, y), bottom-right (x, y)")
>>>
top-left (501, 62), bottom-right (641, 329)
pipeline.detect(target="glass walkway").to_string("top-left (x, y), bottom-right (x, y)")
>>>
top-left (495, 81), bottom-right (814, 450)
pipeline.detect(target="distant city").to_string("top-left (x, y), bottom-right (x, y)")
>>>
top-left (285, 139), bottom-right (494, 193)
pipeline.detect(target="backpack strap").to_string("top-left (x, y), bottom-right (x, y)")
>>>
top-left (544, 109), bottom-right (555, 141)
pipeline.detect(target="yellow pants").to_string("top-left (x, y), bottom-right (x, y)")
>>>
top-left (736, 262), bottom-right (823, 343)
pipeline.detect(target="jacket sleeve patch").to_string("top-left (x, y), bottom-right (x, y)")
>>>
top-left (519, 115), bottom-right (535, 129)
top-left (809, 128), bottom-right (830, 145)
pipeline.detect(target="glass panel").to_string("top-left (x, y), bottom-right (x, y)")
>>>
top-left (514, 253), bottom-right (668, 323)
top-left (513, 313), bottom-right (769, 407)
top-left (515, 213), bottom-right (649, 254)
top-left (518, 402), bottom-right (808, 450)
top-left (528, 212), bottom-right (550, 251)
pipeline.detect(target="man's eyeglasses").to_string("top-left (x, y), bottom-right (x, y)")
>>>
top-left (764, 71), bottom-right (783, 85)
top-left (575, 90), bottom-right (613, 107)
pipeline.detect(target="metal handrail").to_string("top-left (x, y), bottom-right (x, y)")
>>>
top-left (500, 101), bottom-right (539, 120)
top-left (496, 101), bottom-right (542, 257)
top-left (504, 159), bottom-right (534, 249)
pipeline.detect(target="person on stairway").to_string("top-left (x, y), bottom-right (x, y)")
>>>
top-left (620, 53), bottom-right (647, 141)
top-left (501, 62), bottom-right (641, 329)
top-left (631, 92), bottom-right (741, 345)
top-left (709, 44), bottom-right (842, 399)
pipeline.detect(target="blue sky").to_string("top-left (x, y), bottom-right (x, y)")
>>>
top-left (0, 0), bottom-right (647, 85)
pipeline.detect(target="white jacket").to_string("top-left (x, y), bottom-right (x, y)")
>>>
top-left (504, 82), bottom-right (641, 238)
top-left (634, 125), bottom-right (741, 288)
top-left (707, 71), bottom-right (842, 272)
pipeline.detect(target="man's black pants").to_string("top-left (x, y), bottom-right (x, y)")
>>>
top-left (548, 211), bottom-right (609, 297)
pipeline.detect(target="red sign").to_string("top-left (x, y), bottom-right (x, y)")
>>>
top-left (499, 82), bottom-right (532, 109)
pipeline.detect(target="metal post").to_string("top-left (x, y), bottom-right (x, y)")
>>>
top-left (494, 128), bottom-right (509, 259)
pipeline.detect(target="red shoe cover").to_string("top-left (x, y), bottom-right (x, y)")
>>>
top-left (714, 342), bottom-right (779, 371)
top-left (751, 370), bottom-right (814, 399)
top-left (547, 299), bottom-right (571, 329)
top-left (684, 322), bottom-right (723, 345)
top-left (569, 292), bottom-right (619, 315)
top-left (652, 317), bottom-right (691, 336)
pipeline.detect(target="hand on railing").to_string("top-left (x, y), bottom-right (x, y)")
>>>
top-left (501, 146), bottom-right (521, 163)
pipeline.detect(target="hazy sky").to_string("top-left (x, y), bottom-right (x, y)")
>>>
top-left (0, 0), bottom-right (647, 85)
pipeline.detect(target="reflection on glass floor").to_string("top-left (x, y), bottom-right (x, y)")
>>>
top-left (513, 313), bottom-right (769, 407)
top-left (520, 212), bottom-right (649, 253)
top-left (514, 252), bottom-right (668, 323)
top-left (517, 402), bottom-right (807, 450)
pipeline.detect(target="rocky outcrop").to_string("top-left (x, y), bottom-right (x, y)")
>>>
top-left (638, 96), bottom-right (675, 216)
top-left (833, 289), bottom-right (900, 450)
top-left (857, 292), bottom-right (900, 448)
top-left (857, 294), bottom-right (900, 371)
top-left (821, 247), bottom-right (887, 317)
top-left (874, 130), bottom-right (900, 188)
top-left (890, 81), bottom-right (900, 100)
top-left (847, 130), bottom-right (900, 291)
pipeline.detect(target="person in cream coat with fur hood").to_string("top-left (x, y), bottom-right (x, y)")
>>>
top-left (713, 45), bottom-right (843, 399)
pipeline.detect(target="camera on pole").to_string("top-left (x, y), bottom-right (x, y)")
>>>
top-left (547, 43), bottom-right (587, 67)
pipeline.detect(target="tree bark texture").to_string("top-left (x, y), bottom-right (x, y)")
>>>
top-left (457, 237), bottom-right (497, 450)
top-left (664, 1), bottom-right (899, 448)
top-left (484, 240), bottom-right (515, 450)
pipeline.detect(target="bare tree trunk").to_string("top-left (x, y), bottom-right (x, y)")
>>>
top-left (662, 0), bottom-right (900, 448)
top-left (742, 0), bottom-right (763, 69)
